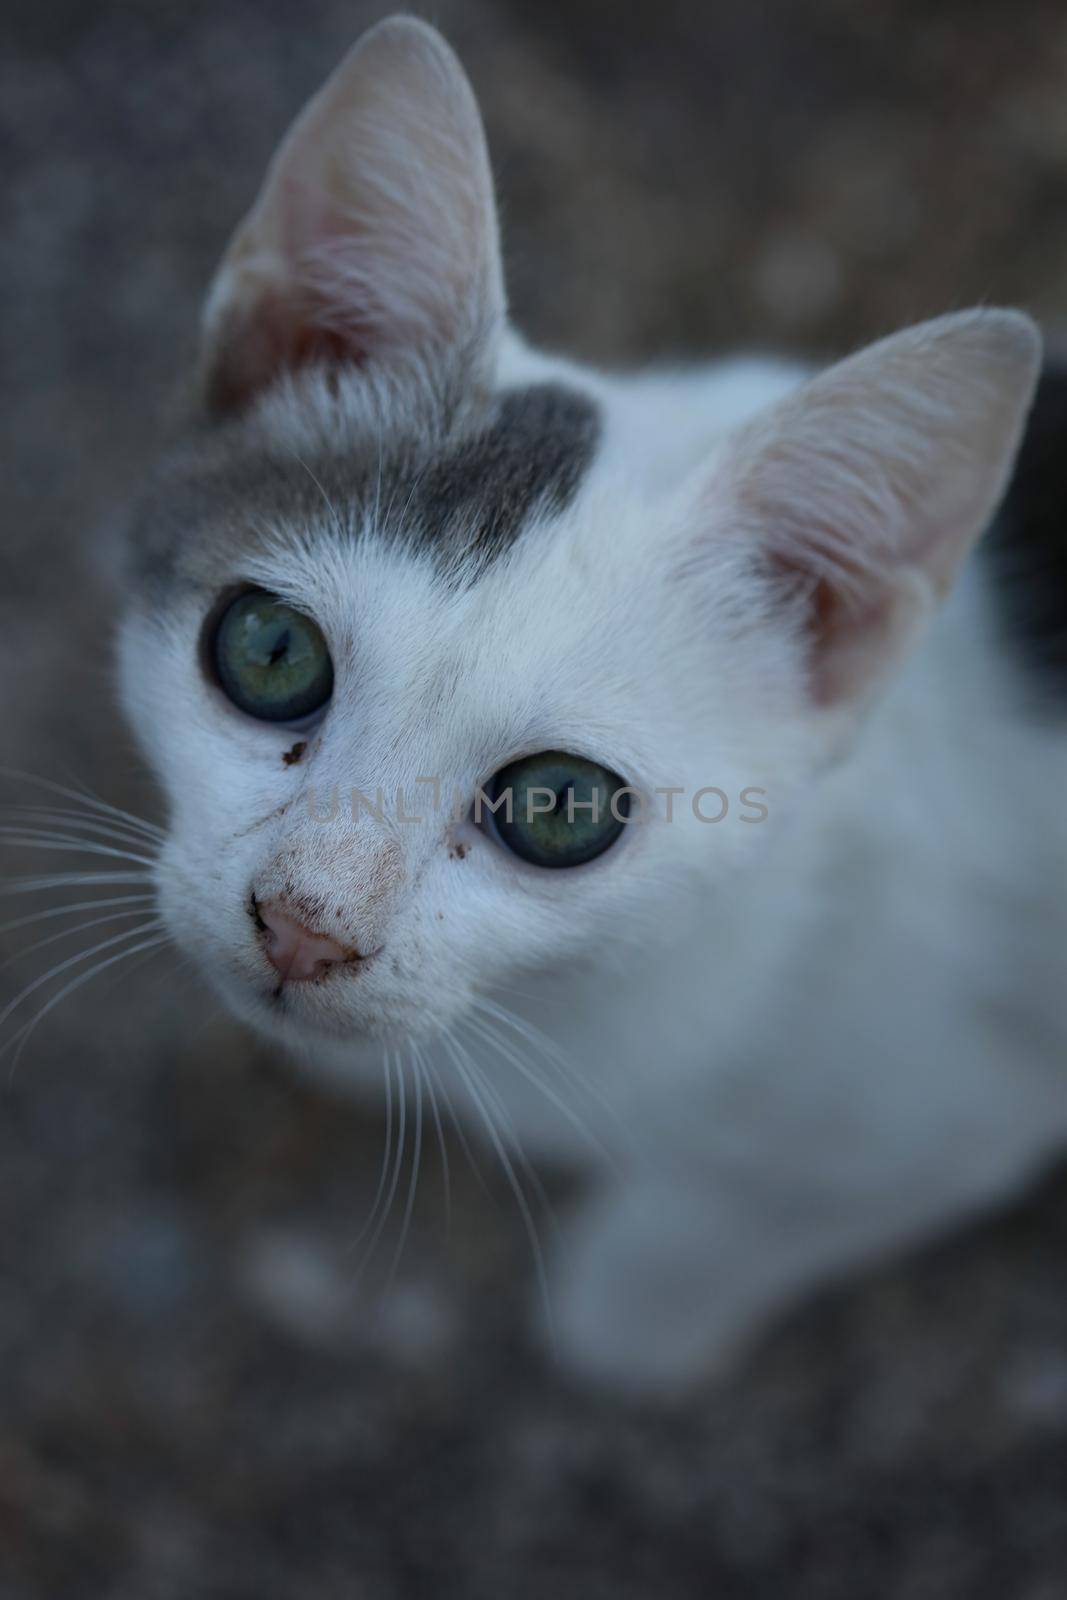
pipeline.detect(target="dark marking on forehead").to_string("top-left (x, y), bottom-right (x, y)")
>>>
top-left (984, 362), bottom-right (1067, 712)
top-left (126, 379), bottom-right (600, 600)
top-left (413, 383), bottom-right (601, 567)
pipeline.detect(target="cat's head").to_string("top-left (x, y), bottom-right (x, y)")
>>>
top-left (118, 16), bottom-right (1040, 1053)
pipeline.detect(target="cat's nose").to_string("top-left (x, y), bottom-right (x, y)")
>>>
top-left (255, 898), bottom-right (351, 983)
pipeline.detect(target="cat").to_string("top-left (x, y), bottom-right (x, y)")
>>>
top-left (110, 14), bottom-right (1066, 1394)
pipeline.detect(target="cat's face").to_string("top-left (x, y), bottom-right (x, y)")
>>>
top-left (118, 17), bottom-right (1039, 1056)
top-left (119, 361), bottom-right (804, 1048)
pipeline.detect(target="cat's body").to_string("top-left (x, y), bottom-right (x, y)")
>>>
top-left (479, 423), bottom-right (1067, 1382)
top-left (116, 17), bottom-right (1065, 1392)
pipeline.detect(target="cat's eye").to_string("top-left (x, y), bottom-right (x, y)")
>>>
top-left (481, 751), bottom-right (630, 869)
top-left (211, 589), bottom-right (334, 723)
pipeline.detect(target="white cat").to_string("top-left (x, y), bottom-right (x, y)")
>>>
top-left (114, 16), bottom-right (1066, 1393)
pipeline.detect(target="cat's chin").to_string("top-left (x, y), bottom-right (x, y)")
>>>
top-left (240, 989), bottom-right (382, 1046)
top-left (219, 974), bottom-right (432, 1052)
top-left (177, 938), bottom-right (451, 1051)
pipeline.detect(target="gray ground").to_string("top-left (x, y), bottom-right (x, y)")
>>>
top-left (3, 2), bottom-right (1067, 1595)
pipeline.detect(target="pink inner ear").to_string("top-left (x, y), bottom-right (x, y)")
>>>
top-left (205, 286), bottom-right (369, 414)
top-left (768, 549), bottom-right (897, 708)
top-left (199, 20), bottom-right (507, 417)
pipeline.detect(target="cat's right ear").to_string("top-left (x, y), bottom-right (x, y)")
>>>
top-left (199, 16), bottom-right (505, 414)
top-left (684, 310), bottom-right (1040, 732)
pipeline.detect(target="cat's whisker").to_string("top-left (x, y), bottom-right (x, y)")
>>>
top-left (291, 450), bottom-right (348, 546)
top-left (2, 929), bottom-right (170, 1080)
top-left (384, 1046), bottom-right (423, 1292)
top-left (3, 904), bottom-right (164, 970)
top-left (472, 993), bottom-right (633, 1161)
top-left (0, 919), bottom-right (166, 1038)
top-left (441, 1028), bottom-right (555, 1342)
top-left (349, 1045), bottom-right (396, 1254)
top-left (37, 778), bottom-right (164, 844)
top-left (419, 1046), bottom-right (495, 1205)
top-left (391, 462), bottom-right (429, 542)
top-left (351, 1049), bottom-right (409, 1279)
top-left (456, 1040), bottom-right (560, 1241)
top-left (0, 768), bottom-right (164, 842)
top-left (0, 894), bottom-right (157, 941)
top-left (474, 991), bottom-right (598, 1098)
top-left (415, 1040), bottom-right (451, 1237)
top-left (465, 1007), bottom-right (606, 1160)
top-left (0, 828), bottom-right (158, 868)
top-left (467, 1010), bottom-right (585, 1129)
top-left (378, 469), bottom-right (404, 542)
top-left (0, 806), bottom-right (163, 852)
top-left (0, 872), bottom-right (153, 897)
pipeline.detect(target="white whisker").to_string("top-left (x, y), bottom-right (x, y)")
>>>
top-left (3, 930), bottom-right (170, 1078)
top-left (352, 1049), bottom-right (408, 1278)
top-left (465, 1009), bottom-right (605, 1159)
top-left (0, 894), bottom-right (157, 941)
top-left (4, 904), bottom-right (163, 968)
top-left (442, 1027), bottom-right (555, 1343)
top-left (457, 1042), bottom-right (560, 1240)
top-left (0, 806), bottom-right (163, 852)
top-left (0, 919), bottom-right (166, 1036)
top-left (420, 1046), bottom-right (494, 1204)
top-left (350, 1045), bottom-right (396, 1254)
top-left (415, 1041), bottom-right (451, 1236)
top-left (474, 993), bottom-right (632, 1159)
top-left (475, 992), bottom-right (599, 1099)
top-left (291, 450), bottom-right (347, 544)
top-left (0, 872), bottom-right (153, 896)
top-left (384, 1048), bottom-right (423, 1291)
top-left (0, 768), bottom-right (164, 841)
top-left (0, 829), bottom-right (157, 868)
top-left (391, 463), bottom-right (429, 541)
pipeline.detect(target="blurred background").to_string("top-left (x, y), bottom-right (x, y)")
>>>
top-left (3, 1), bottom-right (1067, 1594)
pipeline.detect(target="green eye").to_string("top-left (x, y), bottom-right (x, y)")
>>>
top-left (212, 589), bottom-right (334, 723)
top-left (483, 751), bottom-right (630, 869)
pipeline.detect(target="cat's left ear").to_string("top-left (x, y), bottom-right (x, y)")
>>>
top-left (699, 309), bottom-right (1041, 719)
top-left (200, 16), bottom-right (504, 413)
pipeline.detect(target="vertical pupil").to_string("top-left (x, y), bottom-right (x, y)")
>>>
top-left (267, 627), bottom-right (290, 667)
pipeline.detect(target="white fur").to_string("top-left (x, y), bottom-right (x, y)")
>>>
top-left (118, 17), bottom-right (1066, 1394)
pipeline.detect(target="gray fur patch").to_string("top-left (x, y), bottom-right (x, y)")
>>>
top-left (412, 384), bottom-right (601, 566)
top-left (127, 380), bottom-right (600, 599)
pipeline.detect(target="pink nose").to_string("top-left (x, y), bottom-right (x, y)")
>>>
top-left (256, 900), bottom-right (351, 983)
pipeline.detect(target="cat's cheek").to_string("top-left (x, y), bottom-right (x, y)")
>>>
top-left (150, 837), bottom-right (262, 998)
